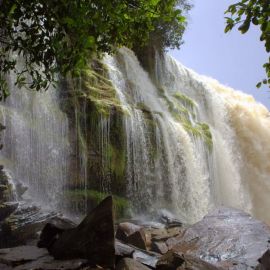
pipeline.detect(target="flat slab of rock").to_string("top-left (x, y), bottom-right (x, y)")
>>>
top-left (159, 207), bottom-right (270, 269)
top-left (115, 240), bottom-right (160, 268)
top-left (0, 245), bottom-right (89, 270)
top-left (13, 256), bottom-right (87, 270)
top-left (116, 258), bottom-right (151, 270)
top-left (0, 245), bottom-right (48, 266)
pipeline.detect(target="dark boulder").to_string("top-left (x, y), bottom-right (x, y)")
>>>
top-left (38, 196), bottom-right (115, 268)
top-left (257, 249), bottom-right (270, 270)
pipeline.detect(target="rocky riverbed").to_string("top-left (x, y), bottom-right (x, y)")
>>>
top-left (0, 199), bottom-right (269, 270)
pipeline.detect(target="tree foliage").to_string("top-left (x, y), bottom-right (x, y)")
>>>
top-left (225, 0), bottom-right (270, 88)
top-left (0, 0), bottom-right (188, 100)
top-left (146, 0), bottom-right (192, 51)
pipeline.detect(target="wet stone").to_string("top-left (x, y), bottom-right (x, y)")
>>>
top-left (116, 258), bottom-right (151, 270)
top-left (13, 256), bottom-right (88, 270)
top-left (0, 245), bottom-right (48, 266)
top-left (162, 207), bottom-right (270, 270)
top-left (151, 241), bottom-right (168, 255)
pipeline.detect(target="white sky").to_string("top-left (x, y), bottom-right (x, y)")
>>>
top-left (170, 0), bottom-right (270, 109)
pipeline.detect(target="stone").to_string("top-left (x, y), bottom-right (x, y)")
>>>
top-left (13, 256), bottom-right (88, 270)
top-left (0, 245), bottom-right (48, 266)
top-left (0, 203), bottom-right (57, 248)
top-left (38, 196), bottom-right (115, 268)
top-left (155, 209), bottom-right (184, 227)
top-left (151, 227), bottom-right (184, 242)
top-left (116, 222), bottom-right (142, 242)
top-left (115, 240), bottom-right (160, 268)
top-left (257, 249), bottom-right (270, 270)
top-left (132, 249), bottom-right (160, 268)
top-left (160, 207), bottom-right (270, 270)
top-left (151, 241), bottom-right (168, 254)
top-left (156, 251), bottom-right (184, 270)
top-left (115, 240), bottom-right (134, 257)
top-left (157, 251), bottom-right (222, 270)
top-left (127, 230), bottom-right (147, 250)
top-left (116, 258), bottom-right (151, 270)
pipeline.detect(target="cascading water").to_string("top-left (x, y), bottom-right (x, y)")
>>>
top-left (1, 48), bottom-right (269, 225)
top-left (0, 72), bottom-right (70, 210)
top-left (105, 47), bottom-right (270, 224)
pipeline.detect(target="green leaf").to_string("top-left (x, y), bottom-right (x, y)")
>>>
top-left (256, 82), bottom-right (262, 88)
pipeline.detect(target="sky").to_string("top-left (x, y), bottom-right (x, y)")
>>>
top-left (170, 0), bottom-right (270, 109)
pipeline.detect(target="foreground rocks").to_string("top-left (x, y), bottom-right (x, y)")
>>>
top-left (38, 196), bottom-right (115, 268)
top-left (0, 204), bottom-right (270, 269)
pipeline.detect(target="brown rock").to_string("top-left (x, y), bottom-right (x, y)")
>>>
top-left (0, 245), bottom-right (48, 266)
top-left (116, 258), bottom-right (151, 270)
top-left (156, 250), bottom-right (184, 270)
top-left (161, 207), bottom-right (270, 270)
top-left (13, 256), bottom-right (88, 270)
top-left (127, 229), bottom-right (147, 250)
top-left (38, 196), bottom-right (115, 268)
top-left (115, 240), bottom-right (160, 268)
top-left (151, 241), bottom-right (168, 254)
top-left (257, 249), bottom-right (270, 270)
top-left (116, 222), bottom-right (142, 242)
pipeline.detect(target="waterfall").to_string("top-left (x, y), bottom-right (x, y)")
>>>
top-left (0, 72), bottom-right (70, 210)
top-left (105, 48), bottom-right (270, 224)
top-left (1, 48), bottom-right (269, 225)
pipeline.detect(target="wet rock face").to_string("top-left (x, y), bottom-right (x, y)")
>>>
top-left (0, 245), bottom-right (88, 270)
top-left (159, 207), bottom-right (270, 269)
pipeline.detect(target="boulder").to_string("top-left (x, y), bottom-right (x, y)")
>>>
top-left (116, 222), bottom-right (147, 250)
top-left (115, 240), bottom-right (134, 257)
top-left (13, 256), bottom-right (88, 270)
top-left (0, 245), bottom-right (48, 266)
top-left (116, 258), bottom-right (151, 270)
top-left (115, 240), bottom-right (161, 268)
top-left (257, 249), bottom-right (270, 270)
top-left (156, 251), bottom-right (184, 270)
top-left (156, 251), bottom-right (221, 270)
top-left (116, 222), bottom-right (142, 242)
top-left (0, 245), bottom-right (88, 270)
top-left (127, 230), bottom-right (147, 250)
top-left (158, 207), bottom-right (270, 269)
top-left (155, 209), bottom-right (184, 228)
top-left (132, 249), bottom-right (160, 268)
top-left (0, 203), bottom-right (57, 248)
top-left (151, 241), bottom-right (168, 255)
top-left (38, 196), bottom-right (115, 268)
